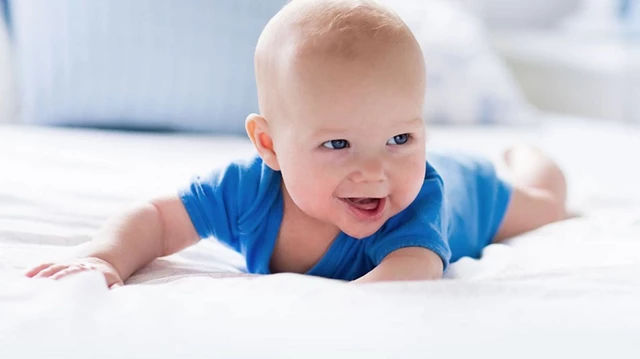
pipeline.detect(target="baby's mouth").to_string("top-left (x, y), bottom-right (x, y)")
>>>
top-left (344, 197), bottom-right (381, 211)
top-left (340, 196), bottom-right (386, 221)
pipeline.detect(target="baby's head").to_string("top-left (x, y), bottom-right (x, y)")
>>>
top-left (246, 0), bottom-right (426, 239)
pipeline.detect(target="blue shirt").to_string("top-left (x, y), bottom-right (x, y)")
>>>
top-left (179, 153), bottom-right (511, 280)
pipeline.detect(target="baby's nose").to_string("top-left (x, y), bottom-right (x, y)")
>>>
top-left (351, 157), bottom-right (386, 183)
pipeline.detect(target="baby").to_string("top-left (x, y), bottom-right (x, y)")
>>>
top-left (26, 0), bottom-right (567, 286)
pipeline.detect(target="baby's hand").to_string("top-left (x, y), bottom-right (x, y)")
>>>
top-left (25, 257), bottom-right (124, 289)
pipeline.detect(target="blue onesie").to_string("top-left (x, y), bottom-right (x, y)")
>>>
top-left (179, 153), bottom-right (512, 280)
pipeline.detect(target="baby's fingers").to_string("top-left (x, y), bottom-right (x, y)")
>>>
top-left (109, 282), bottom-right (124, 289)
top-left (34, 264), bottom-right (70, 278)
top-left (24, 263), bottom-right (55, 278)
top-left (50, 266), bottom-right (88, 281)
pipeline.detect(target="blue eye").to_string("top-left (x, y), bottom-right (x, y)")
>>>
top-left (387, 134), bottom-right (410, 145)
top-left (322, 139), bottom-right (350, 150)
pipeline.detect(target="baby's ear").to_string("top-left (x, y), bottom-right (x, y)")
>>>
top-left (245, 113), bottom-right (280, 171)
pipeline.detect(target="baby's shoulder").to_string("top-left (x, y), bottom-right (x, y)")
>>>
top-left (219, 155), bottom-right (278, 189)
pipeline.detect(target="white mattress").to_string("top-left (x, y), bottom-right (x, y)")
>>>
top-left (1, 116), bottom-right (640, 358)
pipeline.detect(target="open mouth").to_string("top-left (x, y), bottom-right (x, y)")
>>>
top-left (340, 197), bottom-right (386, 220)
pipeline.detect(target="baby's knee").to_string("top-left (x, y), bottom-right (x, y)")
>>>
top-left (537, 189), bottom-right (567, 223)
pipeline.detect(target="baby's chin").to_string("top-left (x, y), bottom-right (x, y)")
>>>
top-left (338, 219), bottom-right (387, 239)
top-left (341, 228), bottom-right (379, 240)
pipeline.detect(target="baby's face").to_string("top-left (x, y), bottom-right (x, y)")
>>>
top-left (270, 38), bottom-right (426, 239)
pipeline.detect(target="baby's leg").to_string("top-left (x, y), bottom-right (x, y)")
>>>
top-left (493, 145), bottom-right (568, 242)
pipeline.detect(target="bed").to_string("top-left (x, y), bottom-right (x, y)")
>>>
top-left (1, 114), bottom-right (639, 358)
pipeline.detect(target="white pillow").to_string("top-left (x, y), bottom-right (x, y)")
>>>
top-left (0, 7), bottom-right (16, 123)
top-left (382, 0), bottom-right (532, 124)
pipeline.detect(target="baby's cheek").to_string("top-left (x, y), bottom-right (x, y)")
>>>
top-left (284, 168), bottom-right (331, 209)
top-left (396, 160), bottom-right (425, 206)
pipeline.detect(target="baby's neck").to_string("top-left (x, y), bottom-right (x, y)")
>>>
top-left (269, 183), bottom-right (340, 274)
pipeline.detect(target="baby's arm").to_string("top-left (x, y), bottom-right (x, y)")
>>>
top-left (25, 196), bottom-right (199, 288)
top-left (353, 247), bottom-right (443, 283)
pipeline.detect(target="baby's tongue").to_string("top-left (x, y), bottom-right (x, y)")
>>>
top-left (348, 198), bottom-right (378, 210)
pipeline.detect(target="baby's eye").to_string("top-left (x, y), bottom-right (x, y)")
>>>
top-left (322, 139), bottom-right (350, 150)
top-left (387, 134), bottom-right (410, 145)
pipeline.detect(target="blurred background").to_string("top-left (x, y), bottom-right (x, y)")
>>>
top-left (0, 0), bottom-right (638, 132)
top-left (465, 0), bottom-right (640, 123)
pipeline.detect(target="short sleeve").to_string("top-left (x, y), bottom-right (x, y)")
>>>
top-left (178, 161), bottom-right (244, 252)
top-left (365, 163), bottom-right (452, 271)
top-left (178, 156), bottom-right (283, 269)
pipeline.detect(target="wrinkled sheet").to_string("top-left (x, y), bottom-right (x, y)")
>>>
top-left (1, 116), bottom-right (640, 358)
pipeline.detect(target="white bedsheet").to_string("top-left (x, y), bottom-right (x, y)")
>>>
top-left (1, 116), bottom-right (639, 358)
